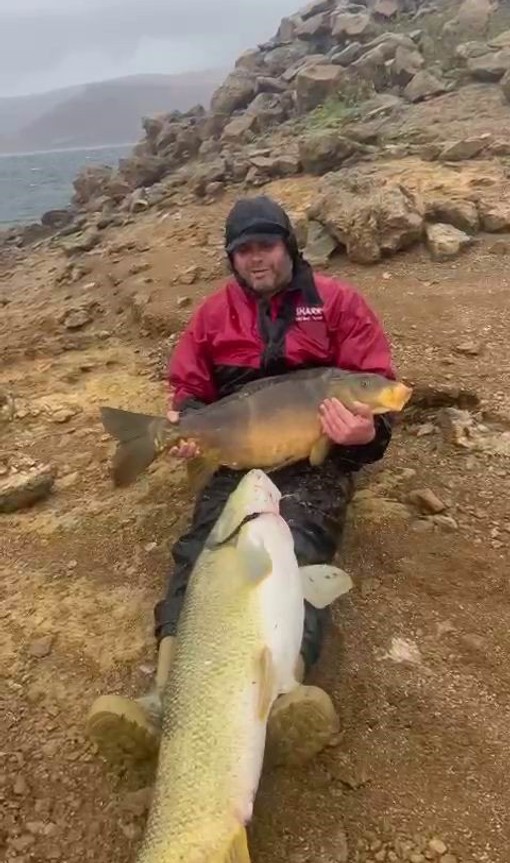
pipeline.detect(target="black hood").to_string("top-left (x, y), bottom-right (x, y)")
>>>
top-left (224, 196), bottom-right (300, 264)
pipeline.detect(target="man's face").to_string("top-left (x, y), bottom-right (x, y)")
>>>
top-left (232, 238), bottom-right (293, 295)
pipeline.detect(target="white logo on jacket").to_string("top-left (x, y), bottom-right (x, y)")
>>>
top-left (295, 306), bottom-right (325, 322)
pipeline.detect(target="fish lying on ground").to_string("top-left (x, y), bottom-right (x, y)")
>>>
top-left (135, 468), bottom-right (354, 863)
top-left (100, 366), bottom-right (413, 489)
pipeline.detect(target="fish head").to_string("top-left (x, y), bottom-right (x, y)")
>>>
top-left (330, 372), bottom-right (413, 414)
top-left (207, 470), bottom-right (282, 548)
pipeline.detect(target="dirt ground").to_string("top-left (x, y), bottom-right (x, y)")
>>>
top-left (1, 176), bottom-right (510, 863)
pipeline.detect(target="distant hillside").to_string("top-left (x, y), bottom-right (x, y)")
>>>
top-left (0, 72), bottom-right (226, 154)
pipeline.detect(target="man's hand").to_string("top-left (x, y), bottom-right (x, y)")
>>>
top-left (167, 410), bottom-right (201, 459)
top-left (319, 398), bottom-right (376, 446)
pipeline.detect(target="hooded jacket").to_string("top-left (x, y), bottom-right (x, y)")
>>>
top-left (167, 197), bottom-right (396, 471)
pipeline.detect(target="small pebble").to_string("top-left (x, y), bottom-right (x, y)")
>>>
top-left (429, 836), bottom-right (448, 857)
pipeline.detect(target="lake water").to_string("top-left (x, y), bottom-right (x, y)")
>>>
top-left (0, 144), bottom-right (135, 228)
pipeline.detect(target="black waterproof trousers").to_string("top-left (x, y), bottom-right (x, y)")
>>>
top-left (154, 459), bottom-right (355, 672)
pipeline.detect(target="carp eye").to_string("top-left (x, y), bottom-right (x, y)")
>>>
top-left (360, 379), bottom-right (369, 388)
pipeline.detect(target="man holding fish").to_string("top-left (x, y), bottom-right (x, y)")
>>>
top-left (87, 195), bottom-right (411, 773)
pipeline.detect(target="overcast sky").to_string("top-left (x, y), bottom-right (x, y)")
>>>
top-left (0, 0), bottom-right (300, 98)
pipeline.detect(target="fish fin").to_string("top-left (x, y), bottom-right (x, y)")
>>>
top-left (186, 453), bottom-right (220, 494)
top-left (110, 438), bottom-right (159, 487)
top-left (257, 647), bottom-right (276, 723)
top-left (221, 825), bottom-right (251, 863)
top-left (309, 435), bottom-right (331, 467)
top-left (100, 406), bottom-right (168, 443)
top-left (299, 564), bottom-right (354, 610)
top-left (240, 538), bottom-right (273, 583)
top-left (100, 406), bottom-right (177, 487)
top-left (266, 457), bottom-right (298, 473)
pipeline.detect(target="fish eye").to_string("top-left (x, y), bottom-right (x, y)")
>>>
top-left (360, 378), bottom-right (369, 388)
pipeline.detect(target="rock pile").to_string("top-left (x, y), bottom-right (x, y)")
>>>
top-left (66, 0), bottom-right (455, 214)
top-left (5, 0), bottom-right (510, 265)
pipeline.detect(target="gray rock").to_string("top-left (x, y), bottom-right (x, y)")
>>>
top-left (332, 11), bottom-right (373, 41)
top-left (404, 69), bottom-right (448, 102)
top-left (391, 45), bottom-right (425, 86)
top-left (295, 63), bottom-right (345, 112)
top-left (303, 220), bottom-right (338, 265)
top-left (210, 71), bottom-right (257, 115)
top-left (308, 177), bottom-right (424, 264)
top-left (0, 464), bottom-right (56, 514)
top-left (299, 130), bottom-right (355, 174)
top-left (425, 198), bottom-right (479, 233)
top-left (425, 222), bottom-right (474, 261)
top-left (295, 11), bottom-right (332, 39)
top-left (467, 48), bottom-right (510, 81)
top-left (62, 229), bottom-right (100, 256)
top-left (439, 134), bottom-right (491, 161)
top-left (477, 199), bottom-right (510, 232)
top-left (328, 42), bottom-right (363, 65)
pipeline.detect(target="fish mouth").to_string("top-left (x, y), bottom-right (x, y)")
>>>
top-left (379, 382), bottom-right (414, 412)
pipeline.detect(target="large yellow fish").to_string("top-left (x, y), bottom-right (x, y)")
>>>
top-left (100, 366), bottom-right (412, 489)
top-left (135, 468), bottom-right (353, 863)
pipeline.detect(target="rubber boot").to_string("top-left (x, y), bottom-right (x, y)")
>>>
top-left (85, 636), bottom-right (175, 769)
top-left (264, 655), bottom-right (340, 769)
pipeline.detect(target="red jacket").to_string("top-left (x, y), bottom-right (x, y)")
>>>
top-left (169, 272), bottom-right (394, 403)
top-left (167, 269), bottom-right (395, 470)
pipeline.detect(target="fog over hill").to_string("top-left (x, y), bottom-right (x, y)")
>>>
top-left (0, 71), bottom-right (227, 154)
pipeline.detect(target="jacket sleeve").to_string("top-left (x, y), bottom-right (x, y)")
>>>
top-left (167, 302), bottom-right (218, 415)
top-left (327, 284), bottom-right (396, 470)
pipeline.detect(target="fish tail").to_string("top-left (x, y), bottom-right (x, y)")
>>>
top-left (99, 406), bottom-right (179, 487)
top-left (218, 825), bottom-right (251, 863)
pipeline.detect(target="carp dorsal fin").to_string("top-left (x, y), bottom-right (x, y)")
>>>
top-left (299, 565), bottom-right (354, 609)
top-left (309, 434), bottom-right (332, 467)
top-left (257, 646), bottom-right (276, 722)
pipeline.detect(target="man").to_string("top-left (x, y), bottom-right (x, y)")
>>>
top-left (86, 195), bottom-right (395, 769)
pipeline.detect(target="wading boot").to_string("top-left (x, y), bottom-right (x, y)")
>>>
top-left (264, 655), bottom-right (340, 769)
top-left (85, 636), bottom-right (175, 770)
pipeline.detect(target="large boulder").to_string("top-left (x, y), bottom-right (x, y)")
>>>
top-left (467, 49), bottom-right (510, 81)
top-left (390, 46), bottom-right (424, 87)
top-left (299, 131), bottom-right (355, 174)
top-left (332, 11), bottom-right (374, 42)
top-left (72, 165), bottom-right (114, 206)
top-left (295, 63), bottom-right (345, 112)
top-left (404, 70), bottom-right (448, 102)
top-left (372, 0), bottom-right (399, 18)
top-left (118, 154), bottom-right (169, 189)
top-left (438, 134), bottom-right (491, 161)
top-left (295, 12), bottom-right (332, 40)
top-left (307, 177), bottom-right (425, 264)
top-left (425, 197), bottom-right (480, 233)
top-left (235, 49), bottom-right (265, 72)
top-left (221, 114), bottom-right (257, 143)
top-left (299, 0), bottom-right (334, 18)
top-left (244, 92), bottom-right (291, 131)
top-left (442, 0), bottom-right (493, 39)
top-left (210, 71), bottom-right (257, 115)
top-left (426, 223), bottom-right (474, 262)
top-left (263, 43), bottom-right (311, 77)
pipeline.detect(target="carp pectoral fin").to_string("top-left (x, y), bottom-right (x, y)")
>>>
top-left (217, 825), bottom-right (251, 863)
top-left (186, 453), bottom-right (220, 494)
top-left (257, 646), bottom-right (276, 722)
top-left (309, 435), bottom-right (331, 467)
top-left (299, 565), bottom-right (354, 609)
